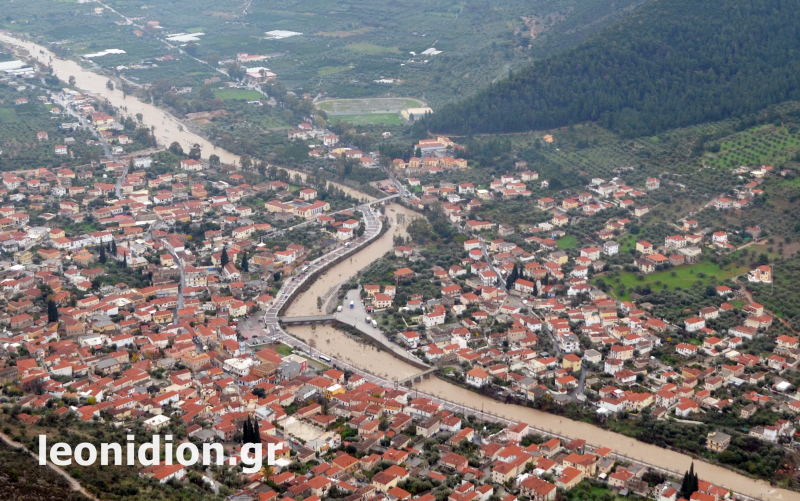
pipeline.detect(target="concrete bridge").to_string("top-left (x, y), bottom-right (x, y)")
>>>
top-left (279, 315), bottom-right (335, 326)
top-left (364, 194), bottom-right (399, 206)
top-left (395, 367), bottom-right (438, 387)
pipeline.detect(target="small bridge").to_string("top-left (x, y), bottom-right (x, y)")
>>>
top-left (395, 367), bottom-right (438, 387)
top-left (279, 315), bottom-right (336, 326)
top-left (364, 194), bottom-right (399, 206)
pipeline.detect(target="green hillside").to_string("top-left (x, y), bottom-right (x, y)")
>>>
top-left (427, 0), bottom-right (800, 137)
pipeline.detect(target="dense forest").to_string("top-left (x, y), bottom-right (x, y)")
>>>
top-left (427, 0), bottom-right (800, 137)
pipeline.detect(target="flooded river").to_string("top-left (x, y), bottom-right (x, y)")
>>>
top-left (0, 32), bottom-right (370, 201)
top-left (286, 203), bottom-right (421, 378)
top-left (285, 203), bottom-right (418, 317)
top-left (285, 324), bottom-right (419, 380)
top-left (1, 30), bottom-right (797, 501)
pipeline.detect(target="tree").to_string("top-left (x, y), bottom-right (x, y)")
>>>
top-left (188, 143), bottom-right (201, 160)
top-left (221, 247), bottom-right (229, 267)
top-left (242, 415), bottom-right (260, 445)
top-left (122, 255), bottom-right (127, 268)
top-left (241, 251), bottom-right (249, 273)
top-left (106, 80), bottom-right (114, 90)
top-left (209, 154), bottom-right (220, 167)
top-left (111, 239), bottom-right (117, 255)
top-left (251, 415), bottom-right (260, 442)
top-left (47, 300), bottom-right (58, 323)
top-left (169, 141), bottom-right (184, 156)
top-left (226, 63), bottom-right (247, 81)
top-left (505, 265), bottom-right (519, 290)
top-left (99, 245), bottom-right (106, 264)
top-left (356, 222), bottom-right (365, 237)
top-left (136, 113), bottom-right (143, 122)
top-left (681, 463), bottom-right (699, 499)
top-left (260, 465), bottom-right (275, 484)
top-left (240, 154), bottom-right (252, 171)
top-left (242, 417), bottom-right (252, 444)
top-left (426, 0), bottom-right (800, 138)
top-left (68, 75), bottom-right (76, 86)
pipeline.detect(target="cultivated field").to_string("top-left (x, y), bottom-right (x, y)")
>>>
top-left (704, 123), bottom-right (800, 169)
top-left (316, 97), bottom-right (426, 115)
top-left (596, 260), bottom-right (749, 301)
top-left (214, 89), bottom-right (264, 101)
top-left (328, 113), bottom-right (403, 125)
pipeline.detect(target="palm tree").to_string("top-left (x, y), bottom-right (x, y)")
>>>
top-left (260, 465), bottom-right (275, 483)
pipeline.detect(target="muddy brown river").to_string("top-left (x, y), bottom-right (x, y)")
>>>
top-left (286, 204), bottom-right (422, 379)
top-left (1, 30), bottom-right (798, 501)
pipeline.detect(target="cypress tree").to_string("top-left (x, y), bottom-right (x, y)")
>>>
top-left (505, 265), bottom-right (519, 290)
top-left (122, 255), bottom-right (127, 268)
top-left (241, 251), bottom-right (249, 273)
top-left (242, 417), bottom-right (252, 443)
top-left (111, 239), bottom-right (117, 254)
top-left (680, 469), bottom-right (688, 498)
top-left (99, 245), bottom-right (106, 264)
top-left (221, 247), bottom-right (229, 267)
top-left (47, 300), bottom-right (58, 323)
top-left (252, 415), bottom-right (260, 442)
top-left (681, 463), bottom-right (699, 499)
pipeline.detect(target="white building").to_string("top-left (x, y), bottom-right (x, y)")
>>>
top-left (224, 357), bottom-right (256, 377)
top-left (684, 317), bottom-right (706, 332)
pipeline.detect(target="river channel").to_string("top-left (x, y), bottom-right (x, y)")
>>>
top-left (285, 203), bottom-right (421, 379)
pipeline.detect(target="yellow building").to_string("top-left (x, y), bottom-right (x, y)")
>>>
top-left (326, 384), bottom-right (344, 399)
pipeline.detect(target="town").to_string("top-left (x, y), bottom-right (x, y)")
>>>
top-left (0, 29), bottom-right (797, 501)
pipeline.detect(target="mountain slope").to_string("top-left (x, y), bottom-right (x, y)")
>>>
top-left (427, 0), bottom-right (800, 137)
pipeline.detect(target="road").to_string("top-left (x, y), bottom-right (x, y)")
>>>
top-left (568, 365), bottom-right (588, 399)
top-left (94, 1), bottom-right (231, 81)
top-left (172, 249), bottom-right (186, 311)
top-left (480, 241), bottom-right (508, 292)
top-left (541, 325), bottom-right (562, 357)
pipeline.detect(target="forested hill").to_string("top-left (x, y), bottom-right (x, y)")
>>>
top-left (426, 0), bottom-right (800, 138)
